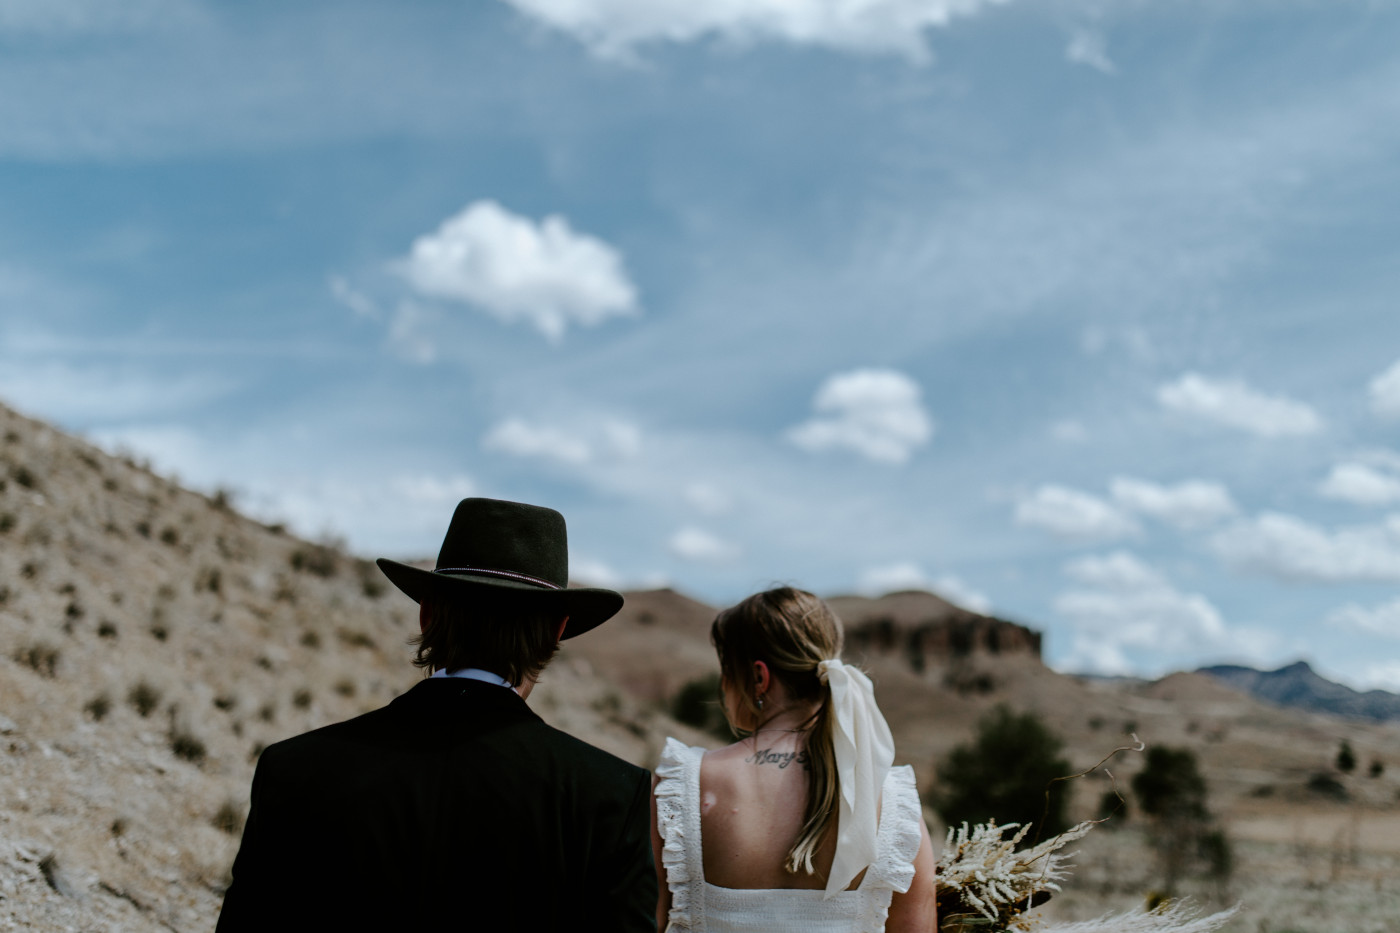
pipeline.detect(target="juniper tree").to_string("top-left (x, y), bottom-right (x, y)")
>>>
top-left (932, 705), bottom-right (1072, 838)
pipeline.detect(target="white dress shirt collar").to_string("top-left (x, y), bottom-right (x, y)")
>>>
top-left (430, 667), bottom-right (517, 692)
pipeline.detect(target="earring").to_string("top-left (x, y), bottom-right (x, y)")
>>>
top-left (756, 696), bottom-right (764, 710)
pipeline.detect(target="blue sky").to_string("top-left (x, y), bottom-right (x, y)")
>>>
top-left (4, 0), bottom-right (1400, 688)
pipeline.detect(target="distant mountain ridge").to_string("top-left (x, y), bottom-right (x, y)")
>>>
top-left (1198, 660), bottom-right (1400, 722)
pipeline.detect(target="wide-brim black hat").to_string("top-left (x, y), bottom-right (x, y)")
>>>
top-left (376, 497), bottom-right (623, 639)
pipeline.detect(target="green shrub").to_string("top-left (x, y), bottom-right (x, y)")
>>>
top-left (1336, 740), bottom-right (1357, 773)
top-left (84, 693), bottom-right (112, 721)
top-left (169, 726), bottom-right (206, 764)
top-left (128, 680), bottom-right (162, 717)
top-left (212, 799), bottom-right (244, 835)
top-left (14, 643), bottom-right (59, 678)
top-left (931, 705), bottom-right (1072, 838)
top-left (671, 673), bottom-right (729, 739)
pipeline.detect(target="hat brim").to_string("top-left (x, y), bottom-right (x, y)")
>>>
top-left (375, 558), bottom-right (623, 639)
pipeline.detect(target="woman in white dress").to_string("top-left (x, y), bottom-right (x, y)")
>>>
top-left (651, 587), bottom-right (937, 932)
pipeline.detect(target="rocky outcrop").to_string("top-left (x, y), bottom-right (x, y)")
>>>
top-left (830, 590), bottom-right (1042, 674)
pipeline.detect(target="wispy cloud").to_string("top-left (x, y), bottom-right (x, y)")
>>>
top-left (1369, 358), bottom-right (1400, 418)
top-left (1110, 476), bottom-right (1238, 530)
top-left (1054, 551), bottom-right (1250, 675)
top-left (1211, 512), bottom-right (1400, 583)
top-left (502, 0), bottom-right (1011, 63)
top-left (668, 526), bottom-right (740, 563)
top-left (483, 417), bottom-right (641, 467)
top-left (1327, 597), bottom-right (1400, 640)
top-left (1065, 26), bottom-right (1115, 75)
top-left (395, 200), bottom-right (639, 342)
top-left (1015, 484), bottom-right (1138, 541)
top-left (1318, 462), bottom-right (1400, 507)
top-left (1157, 373), bottom-right (1322, 437)
top-left (856, 561), bottom-right (991, 613)
top-left (787, 368), bottom-right (933, 465)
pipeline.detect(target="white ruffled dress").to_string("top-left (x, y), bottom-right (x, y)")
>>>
top-left (654, 737), bottom-right (923, 933)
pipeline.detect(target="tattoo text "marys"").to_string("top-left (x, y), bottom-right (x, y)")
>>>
top-left (745, 747), bottom-right (811, 771)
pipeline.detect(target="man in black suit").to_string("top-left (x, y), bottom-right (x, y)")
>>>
top-left (217, 498), bottom-right (656, 931)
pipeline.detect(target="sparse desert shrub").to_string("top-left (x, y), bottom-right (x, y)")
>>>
top-left (1370, 758), bottom-right (1385, 778)
top-left (300, 630), bottom-right (322, 649)
top-left (290, 545), bottom-right (337, 578)
top-left (212, 799), bottom-right (244, 836)
top-left (135, 521), bottom-right (151, 538)
top-left (149, 623), bottom-right (168, 642)
top-left (1133, 746), bottom-right (1217, 894)
top-left (0, 586), bottom-right (10, 606)
top-left (267, 522), bottom-right (286, 535)
top-left (361, 577), bottom-right (385, 599)
top-left (65, 601), bottom-right (83, 621)
top-left (932, 704), bottom-right (1073, 838)
top-left (0, 512), bottom-right (14, 533)
top-left (84, 693), bottom-right (112, 721)
top-left (159, 526), bottom-right (180, 546)
top-left (197, 567), bottom-right (222, 595)
top-left (97, 620), bottom-right (118, 639)
top-left (20, 561), bottom-right (37, 579)
top-left (12, 464), bottom-right (36, 489)
top-left (127, 680), bottom-right (162, 717)
top-left (211, 487), bottom-right (235, 511)
top-left (169, 725), bottom-right (206, 764)
top-left (1096, 788), bottom-right (1127, 824)
top-left (258, 702), bottom-right (276, 723)
top-left (1336, 739), bottom-right (1357, 773)
top-left (249, 742), bottom-right (266, 762)
top-left (672, 673), bottom-right (728, 738)
top-left (110, 817), bottom-right (127, 837)
top-left (337, 628), bottom-right (376, 649)
top-left (256, 655), bottom-right (273, 670)
top-left (1306, 772), bottom-right (1347, 800)
top-left (14, 643), bottom-right (60, 678)
top-left (292, 688), bottom-right (312, 709)
top-left (213, 694), bottom-right (237, 712)
top-left (334, 678), bottom-right (356, 698)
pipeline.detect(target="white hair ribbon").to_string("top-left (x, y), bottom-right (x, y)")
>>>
top-left (816, 658), bottom-right (895, 896)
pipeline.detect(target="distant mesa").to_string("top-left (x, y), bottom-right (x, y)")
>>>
top-left (828, 589), bottom-right (1043, 674)
top-left (1198, 660), bottom-right (1400, 723)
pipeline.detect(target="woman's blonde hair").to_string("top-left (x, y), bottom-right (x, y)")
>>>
top-left (710, 586), bottom-right (844, 876)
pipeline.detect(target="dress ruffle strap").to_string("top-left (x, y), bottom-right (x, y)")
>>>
top-left (655, 737), bottom-right (706, 931)
top-left (868, 766), bottom-right (924, 896)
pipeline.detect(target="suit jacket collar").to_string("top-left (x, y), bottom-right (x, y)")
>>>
top-left (390, 676), bottom-right (543, 725)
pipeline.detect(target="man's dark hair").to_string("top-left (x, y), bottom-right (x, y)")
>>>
top-left (412, 596), bottom-right (563, 686)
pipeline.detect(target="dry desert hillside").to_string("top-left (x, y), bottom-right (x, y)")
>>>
top-left (3, 399), bottom-right (1399, 931)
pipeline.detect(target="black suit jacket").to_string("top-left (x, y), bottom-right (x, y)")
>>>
top-left (217, 678), bottom-right (656, 931)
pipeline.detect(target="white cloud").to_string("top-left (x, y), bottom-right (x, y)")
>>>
top-left (482, 417), bottom-right (641, 467)
top-left (387, 302), bottom-right (439, 364)
top-left (396, 200), bottom-right (638, 342)
top-left (1109, 476), bottom-right (1238, 529)
top-left (569, 557), bottom-right (669, 590)
top-left (1358, 661), bottom-right (1400, 693)
top-left (1049, 419), bottom-right (1087, 443)
top-left (329, 275), bottom-right (379, 320)
top-left (389, 473), bottom-right (475, 506)
top-left (502, 0), bottom-right (1010, 62)
top-left (1326, 598), bottom-right (1400, 639)
top-left (1318, 462), bottom-right (1400, 507)
top-left (0, 361), bottom-right (234, 424)
top-left (1369, 359), bottom-right (1400, 418)
top-left (1156, 372), bottom-right (1322, 437)
top-left (669, 526), bottom-right (741, 563)
top-left (1014, 484), bottom-right (1138, 541)
top-left (854, 560), bottom-right (991, 612)
top-left (786, 368), bottom-right (933, 465)
top-left (683, 482), bottom-right (732, 516)
top-left (1055, 551), bottom-right (1233, 675)
top-left (1065, 27), bottom-right (1115, 75)
top-left (1211, 512), bottom-right (1400, 582)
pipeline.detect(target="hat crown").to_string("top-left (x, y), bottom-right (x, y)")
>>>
top-left (435, 498), bottom-right (568, 588)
